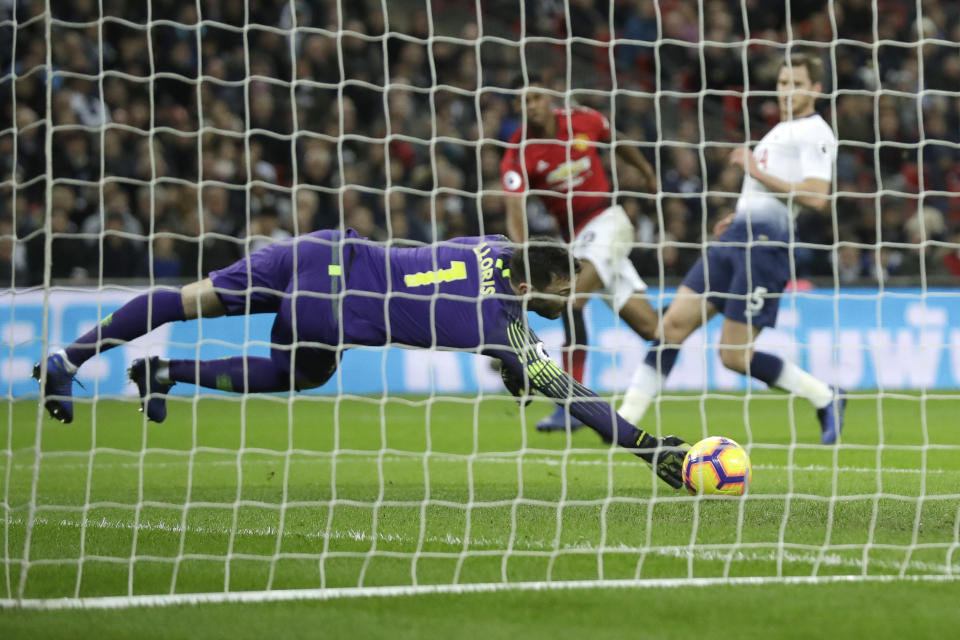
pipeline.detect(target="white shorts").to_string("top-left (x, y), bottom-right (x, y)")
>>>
top-left (572, 205), bottom-right (647, 312)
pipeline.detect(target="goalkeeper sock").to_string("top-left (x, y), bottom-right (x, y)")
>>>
top-left (168, 357), bottom-right (294, 393)
top-left (64, 290), bottom-right (186, 368)
top-left (618, 341), bottom-right (679, 424)
top-left (773, 359), bottom-right (834, 408)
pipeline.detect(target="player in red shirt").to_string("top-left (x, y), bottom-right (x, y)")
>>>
top-left (501, 74), bottom-right (660, 432)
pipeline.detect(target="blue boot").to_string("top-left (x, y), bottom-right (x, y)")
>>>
top-left (535, 405), bottom-right (584, 433)
top-left (817, 388), bottom-right (847, 444)
top-left (128, 357), bottom-right (174, 423)
top-left (33, 353), bottom-right (78, 424)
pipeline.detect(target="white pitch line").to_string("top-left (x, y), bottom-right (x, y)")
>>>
top-left (6, 574), bottom-right (960, 611)
top-left (1, 456), bottom-right (955, 477)
top-left (4, 515), bottom-right (959, 575)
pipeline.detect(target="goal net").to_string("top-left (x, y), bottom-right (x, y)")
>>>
top-left (3, 0), bottom-right (959, 608)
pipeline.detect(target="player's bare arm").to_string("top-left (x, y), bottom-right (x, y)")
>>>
top-left (505, 193), bottom-right (526, 243)
top-left (728, 147), bottom-right (831, 212)
top-left (615, 143), bottom-right (657, 193)
top-left (713, 213), bottom-right (735, 237)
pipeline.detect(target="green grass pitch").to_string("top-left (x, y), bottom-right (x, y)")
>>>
top-left (3, 391), bottom-right (960, 636)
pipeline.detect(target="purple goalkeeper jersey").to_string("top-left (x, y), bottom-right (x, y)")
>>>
top-left (339, 234), bottom-right (519, 350)
top-left (340, 232), bottom-right (638, 445)
top-left (211, 229), bottom-right (643, 448)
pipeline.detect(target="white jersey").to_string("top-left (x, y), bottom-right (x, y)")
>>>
top-left (734, 113), bottom-right (836, 239)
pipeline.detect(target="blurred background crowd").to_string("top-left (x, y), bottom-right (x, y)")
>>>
top-left (1, 0), bottom-right (957, 287)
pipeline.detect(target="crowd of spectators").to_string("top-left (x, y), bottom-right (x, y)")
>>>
top-left (1, 0), bottom-right (957, 287)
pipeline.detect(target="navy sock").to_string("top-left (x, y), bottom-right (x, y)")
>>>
top-left (169, 357), bottom-right (293, 393)
top-left (643, 340), bottom-right (680, 377)
top-left (748, 351), bottom-right (784, 387)
top-left (65, 290), bottom-right (186, 367)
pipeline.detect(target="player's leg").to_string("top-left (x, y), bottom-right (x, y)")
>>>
top-left (718, 315), bottom-right (844, 442)
top-left (67, 287), bottom-right (198, 367)
top-left (618, 284), bottom-right (718, 424)
top-left (715, 316), bottom-right (763, 375)
top-left (591, 209), bottom-right (659, 343)
top-left (568, 256), bottom-right (604, 383)
top-left (33, 282), bottom-right (219, 423)
top-left (66, 240), bottom-right (295, 371)
top-left (128, 355), bottom-right (286, 423)
top-left (536, 257), bottom-right (602, 432)
top-left (131, 348), bottom-right (338, 424)
top-left (718, 245), bottom-right (845, 443)
top-left (121, 280), bottom-right (226, 422)
top-left (561, 306), bottom-right (588, 384)
top-left (166, 346), bottom-right (337, 395)
top-left (542, 206), bottom-right (644, 432)
top-left (620, 239), bottom-right (729, 424)
top-left (131, 230), bottom-right (349, 422)
top-left (132, 290), bottom-right (341, 422)
top-left (60, 278), bottom-right (226, 369)
top-left (37, 238), bottom-right (297, 423)
top-left (179, 278), bottom-right (228, 319)
top-left (615, 292), bottom-right (659, 341)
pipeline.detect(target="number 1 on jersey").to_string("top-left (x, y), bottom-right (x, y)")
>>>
top-left (404, 261), bottom-right (468, 287)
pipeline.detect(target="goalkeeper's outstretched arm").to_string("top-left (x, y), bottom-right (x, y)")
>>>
top-left (491, 319), bottom-right (689, 489)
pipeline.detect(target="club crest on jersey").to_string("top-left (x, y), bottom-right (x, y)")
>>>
top-left (572, 133), bottom-right (591, 151)
top-left (534, 342), bottom-right (548, 360)
top-left (545, 157), bottom-right (591, 190)
top-left (503, 170), bottom-right (522, 191)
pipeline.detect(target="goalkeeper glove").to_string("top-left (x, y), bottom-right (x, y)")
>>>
top-left (500, 363), bottom-right (533, 406)
top-left (634, 431), bottom-right (691, 489)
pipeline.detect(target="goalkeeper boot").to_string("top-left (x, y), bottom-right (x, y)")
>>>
top-left (33, 352), bottom-right (80, 424)
top-left (535, 405), bottom-right (584, 433)
top-left (129, 357), bottom-right (174, 423)
top-left (817, 388), bottom-right (847, 445)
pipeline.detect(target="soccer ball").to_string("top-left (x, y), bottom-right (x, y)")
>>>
top-left (682, 436), bottom-right (751, 496)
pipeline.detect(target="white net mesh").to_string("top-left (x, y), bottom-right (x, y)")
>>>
top-left (2, 0), bottom-right (959, 607)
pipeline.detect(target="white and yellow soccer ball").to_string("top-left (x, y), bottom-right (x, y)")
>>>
top-left (682, 436), bottom-right (751, 496)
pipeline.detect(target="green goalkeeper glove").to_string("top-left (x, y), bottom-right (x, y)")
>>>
top-left (634, 432), bottom-right (691, 489)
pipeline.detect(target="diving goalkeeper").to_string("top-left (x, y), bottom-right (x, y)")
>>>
top-left (33, 230), bottom-right (690, 488)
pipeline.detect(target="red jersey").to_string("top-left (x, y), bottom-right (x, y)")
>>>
top-left (500, 106), bottom-right (612, 239)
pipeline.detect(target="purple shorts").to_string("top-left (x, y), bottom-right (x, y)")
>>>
top-left (209, 240), bottom-right (295, 315)
top-left (209, 229), bottom-right (355, 385)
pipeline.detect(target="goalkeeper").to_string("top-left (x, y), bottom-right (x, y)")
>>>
top-left (34, 230), bottom-right (690, 489)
